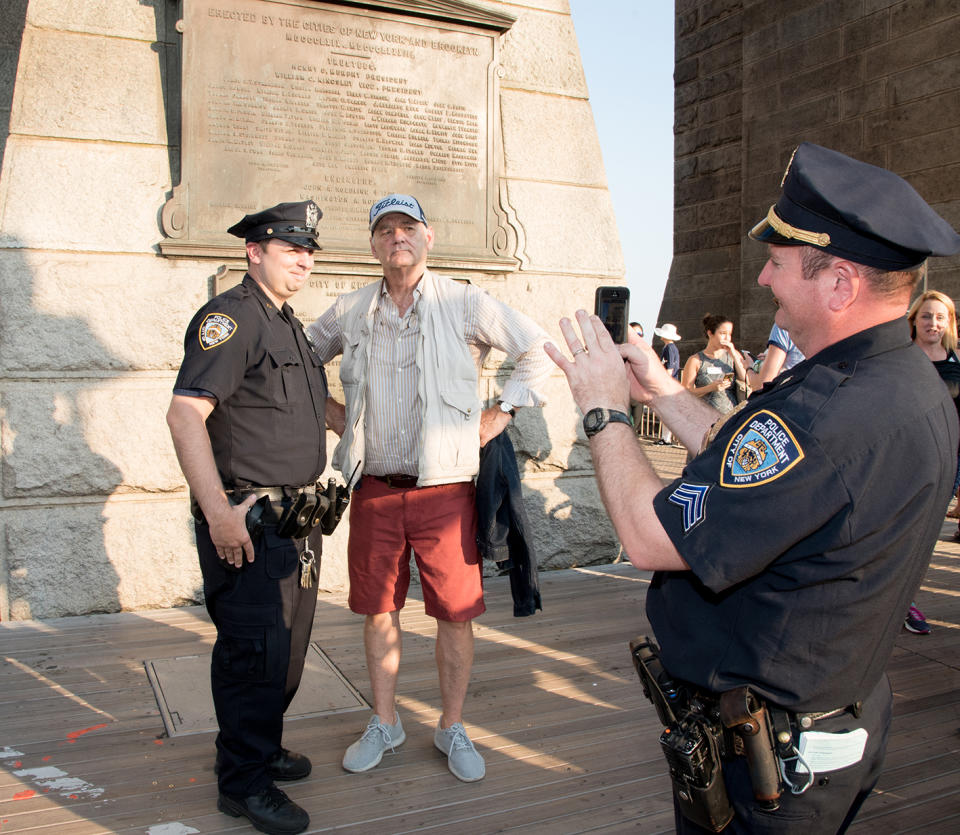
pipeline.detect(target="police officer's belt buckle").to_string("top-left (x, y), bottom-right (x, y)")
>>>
top-left (226, 484), bottom-right (317, 504)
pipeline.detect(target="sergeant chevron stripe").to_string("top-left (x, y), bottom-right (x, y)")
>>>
top-left (668, 482), bottom-right (711, 532)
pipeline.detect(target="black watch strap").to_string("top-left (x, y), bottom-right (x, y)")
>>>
top-left (583, 407), bottom-right (633, 438)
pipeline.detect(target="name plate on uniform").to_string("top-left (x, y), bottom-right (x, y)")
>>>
top-left (161, 0), bottom-right (520, 268)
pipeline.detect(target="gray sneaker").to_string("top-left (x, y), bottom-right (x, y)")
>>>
top-left (342, 713), bottom-right (406, 773)
top-left (434, 721), bottom-right (485, 782)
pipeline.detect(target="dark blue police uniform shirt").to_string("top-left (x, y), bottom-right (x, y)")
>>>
top-left (174, 275), bottom-right (328, 488)
top-left (649, 317), bottom-right (958, 711)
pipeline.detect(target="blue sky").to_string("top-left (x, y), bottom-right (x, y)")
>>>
top-left (568, 1), bottom-right (675, 337)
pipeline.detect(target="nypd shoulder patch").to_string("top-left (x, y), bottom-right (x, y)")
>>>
top-left (668, 482), bottom-right (711, 533)
top-left (720, 409), bottom-right (804, 488)
top-left (198, 313), bottom-right (237, 351)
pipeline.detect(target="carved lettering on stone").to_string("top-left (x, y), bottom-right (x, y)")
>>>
top-left (162, 0), bottom-right (518, 264)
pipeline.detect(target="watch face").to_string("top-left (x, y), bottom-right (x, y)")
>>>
top-left (584, 408), bottom-right (606, 435)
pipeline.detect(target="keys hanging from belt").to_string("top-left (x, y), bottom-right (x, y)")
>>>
top-left (299, 540), bottom-right (318, 589)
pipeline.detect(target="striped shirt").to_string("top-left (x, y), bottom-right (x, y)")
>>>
top-left (308, 278), bottom-right (550, 476)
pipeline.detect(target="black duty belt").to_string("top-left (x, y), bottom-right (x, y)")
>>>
top-left (789, 702), bottom-right (861, 730)
top-left (630, 635), bottom-right (869, 829)
top-left (369, 474), bottom-right (419, 488)
top-left (225, 484), bottom-right (316, 502)
top-left (193, 484), bottom-right (315, 527)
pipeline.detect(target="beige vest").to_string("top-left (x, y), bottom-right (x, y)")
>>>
top-left (333, 269), bottom-right (482, 487)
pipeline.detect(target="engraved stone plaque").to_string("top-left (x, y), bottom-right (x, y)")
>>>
top-left (161, 0), bottom-right (519, 266)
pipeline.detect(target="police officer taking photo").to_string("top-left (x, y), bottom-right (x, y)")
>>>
top-left (547, 143), bottom-right (960, 832)
top-left (167, 200), bottom-right (328, 835)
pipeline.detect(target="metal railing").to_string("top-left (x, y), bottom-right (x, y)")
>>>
top-left (634, 404), bottom-right (665, 440)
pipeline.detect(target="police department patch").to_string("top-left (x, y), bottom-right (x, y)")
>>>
top-left (198, 313), bottom-right (237, 350)
top-left (720, 409), bottom-right (804, 488)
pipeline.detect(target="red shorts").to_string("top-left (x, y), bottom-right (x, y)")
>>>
top-left (347, 478), bottom-right (485, 621)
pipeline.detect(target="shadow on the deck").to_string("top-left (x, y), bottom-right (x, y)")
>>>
top-left (1, 548), bottom-right (959, 833)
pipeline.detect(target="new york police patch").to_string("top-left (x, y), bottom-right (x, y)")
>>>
top-left (198, 313), bottom-right (237, 351)
top-left (720, 409), bottom-right (804, 488)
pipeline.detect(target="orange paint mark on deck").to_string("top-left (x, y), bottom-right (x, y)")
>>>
top-left (66, 724), bottom-right (108, 740)
top-left (154, 739), bottom-right (164, 745)
top-left (12, 790), bottom-right (35, 800)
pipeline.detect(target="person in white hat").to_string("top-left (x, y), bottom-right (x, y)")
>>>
top-left (653, 324), bottom-right (682, 443)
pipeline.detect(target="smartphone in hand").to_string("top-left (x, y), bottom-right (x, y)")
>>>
top-left (594, 286), bottom-right (630, 343)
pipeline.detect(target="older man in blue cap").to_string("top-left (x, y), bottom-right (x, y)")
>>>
top-left (547, 143), bottom-right (960, 832)
top-left (308, 193), bottom-right (551, 784)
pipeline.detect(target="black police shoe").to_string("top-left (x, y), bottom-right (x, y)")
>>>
top-left (218, 784), bottom-right (309, 835)
top-left (215, 748), bottom-right (312, 782)
top-left (266, 748), bottom-right (312, 781)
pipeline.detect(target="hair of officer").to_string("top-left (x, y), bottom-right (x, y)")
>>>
top-left (799, 246), bottom-right (925, 298)
top-left (242, 238), bottom-right (266, 268)
top-left (907, 289), bottom-right (958, 353)
top-left (701, 312), bottom-right (731, 337)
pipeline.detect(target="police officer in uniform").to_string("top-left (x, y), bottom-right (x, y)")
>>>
top-left (547, 143), bottom-right (960, 832)
top-left (166, 200), bottom-right (327, 835)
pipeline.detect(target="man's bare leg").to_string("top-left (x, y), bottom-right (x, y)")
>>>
top-left (436, 619), bottom-right (473, 728)
top-left (365, 610), bottom-right (402, 720)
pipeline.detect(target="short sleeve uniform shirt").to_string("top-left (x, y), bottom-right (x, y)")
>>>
top-left (174, 275), bottom-right (328, 487)
top-left (648, 318), bottom-right (957, 711)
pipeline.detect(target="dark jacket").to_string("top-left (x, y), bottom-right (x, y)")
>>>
top-left (475, 431), bottom-right (541, 616)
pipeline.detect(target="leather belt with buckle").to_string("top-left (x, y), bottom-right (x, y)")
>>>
top-left (371, 474), bottom-right (419, 488)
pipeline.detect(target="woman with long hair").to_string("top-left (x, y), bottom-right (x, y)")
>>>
top-left (904, 289), bottom-right (960, 634)
top-left (680, 312), bottom-right (748, 415)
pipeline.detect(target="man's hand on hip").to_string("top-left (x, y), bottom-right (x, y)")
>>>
top-left (479, 405), bottom-right (511, 448)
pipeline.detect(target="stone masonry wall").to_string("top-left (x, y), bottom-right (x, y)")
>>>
top-left (662, 0), bottom-right (960, 363)
top-left (0, 0), bottom-right (624, 619)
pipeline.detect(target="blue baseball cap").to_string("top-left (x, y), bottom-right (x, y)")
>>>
top-left (368, 193), bottom-right (427, 231)
top-left (749, 142), bottom-right (960, 270)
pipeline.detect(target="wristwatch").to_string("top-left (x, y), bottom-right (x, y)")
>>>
top-left (498, 400), bottom-right (516, 417)
top-left (582, 407), bottom-right (632, 438)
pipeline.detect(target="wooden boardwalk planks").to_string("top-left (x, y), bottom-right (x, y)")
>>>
top-left (1, 535), bottom-right (958, 832)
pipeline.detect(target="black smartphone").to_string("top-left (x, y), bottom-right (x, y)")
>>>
top-left (594, 286), bottom-right (630, 343)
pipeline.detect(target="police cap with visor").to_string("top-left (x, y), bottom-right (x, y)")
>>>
top-left (228, 200), bottom-right (323, 250)
top-left (749, 142), bottom-right (960, 269)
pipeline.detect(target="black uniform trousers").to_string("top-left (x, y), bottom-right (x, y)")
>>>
top-left (674, 676), bottom-right (892, 834)
top-left (196, 520), bottom-right (321, 798)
